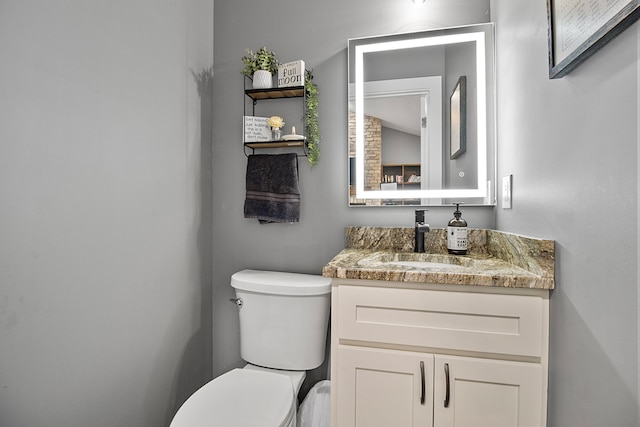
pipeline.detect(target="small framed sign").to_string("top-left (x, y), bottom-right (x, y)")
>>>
top-left (243, 116), bottom-right (271, 142)
top-left (278, 60), bottom-right (305, 88)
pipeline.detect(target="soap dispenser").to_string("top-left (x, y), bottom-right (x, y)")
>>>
top-left (447, 203), bottom-right (468, 255)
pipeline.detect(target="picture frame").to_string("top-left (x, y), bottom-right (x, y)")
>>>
top-left (547, 0), bottom-right (640, 79)
top-left (449, 76), bottom-right (466, 160)
top-left (243, 115), bottom-right (271, 142)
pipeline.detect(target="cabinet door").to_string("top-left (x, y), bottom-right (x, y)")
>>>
top-left (336, 346), bottom-right (434, 427)
top-left (434, 355), bottom-right (543, 427)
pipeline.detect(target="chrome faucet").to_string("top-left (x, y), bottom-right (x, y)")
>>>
top-left (414, 209), bottom-right (430, 253)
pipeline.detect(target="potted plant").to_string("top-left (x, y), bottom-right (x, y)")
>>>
top-left (242, 47), bottom-right (279, 89)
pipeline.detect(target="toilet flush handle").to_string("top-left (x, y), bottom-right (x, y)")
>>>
top-left (229, 298), bottom-right (243, 308)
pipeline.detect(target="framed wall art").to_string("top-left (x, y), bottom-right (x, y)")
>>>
top-left (450, 76), bottom-right (466, 160)
top-left (547, 0), bottom-right (640, 78)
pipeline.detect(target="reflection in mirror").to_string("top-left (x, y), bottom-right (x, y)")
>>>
top-left (348, 23), bottom-right (495, 207)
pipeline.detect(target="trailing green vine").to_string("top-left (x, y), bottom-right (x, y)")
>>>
top-left (305, 69), bottom-right (320, 167)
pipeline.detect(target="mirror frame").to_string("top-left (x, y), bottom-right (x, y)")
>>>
top-left (349, 23), bottom-right (496, 206)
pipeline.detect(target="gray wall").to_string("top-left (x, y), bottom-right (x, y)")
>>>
top-left (381, 127), bottom-right (420, 164)
top-left (212, 0), bottom-right (494, 397)
top-left (492, 0), bottom-right (639, 426)
top-left (0, 1), bottom-right (213, 426)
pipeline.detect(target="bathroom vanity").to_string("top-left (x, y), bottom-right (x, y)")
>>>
top-left (323, 227), bottom-right (554, 427)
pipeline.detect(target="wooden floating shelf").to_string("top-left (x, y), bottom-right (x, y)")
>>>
top-left (244, 140), bottom-right (306, 149)
top-left (245, 86), bottom-right (305, 101)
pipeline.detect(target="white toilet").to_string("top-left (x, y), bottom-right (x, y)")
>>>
top-left (170, 269), bottom-right (332, 427)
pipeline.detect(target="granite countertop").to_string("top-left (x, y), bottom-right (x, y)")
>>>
top-left (322, 227), bottom-right (555, 290)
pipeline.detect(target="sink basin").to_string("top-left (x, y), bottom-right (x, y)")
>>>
top-left (356, 252), bottom-right (475, 270)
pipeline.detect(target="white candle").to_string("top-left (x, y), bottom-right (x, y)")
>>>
top-left (292, 126), bottom-right (296, 135)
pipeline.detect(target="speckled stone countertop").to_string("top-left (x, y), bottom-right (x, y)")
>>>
top-left (322, 227), bottom-right (555, 289)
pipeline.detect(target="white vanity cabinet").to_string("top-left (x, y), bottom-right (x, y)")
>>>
top-left (331, 280), bottom-right (549, 427)
top-left (338, 346), bottom-right (434, 426)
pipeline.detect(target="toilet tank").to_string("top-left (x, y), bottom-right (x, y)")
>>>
top-left (231, 270), bottom-right (331, 370)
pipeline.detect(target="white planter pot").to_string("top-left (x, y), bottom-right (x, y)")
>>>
top-left (252, 70), bottom-right (273, 89)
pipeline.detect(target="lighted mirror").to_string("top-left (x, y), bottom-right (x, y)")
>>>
top-left (348, 23), bottom-right (496, 206)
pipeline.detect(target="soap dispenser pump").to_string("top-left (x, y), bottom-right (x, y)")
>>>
top-left (447, 203), bottom-right (468, 255)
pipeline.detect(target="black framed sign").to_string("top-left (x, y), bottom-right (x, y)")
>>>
top-left (547, 0), bottom-right (640, 79)
top-left (450, 76), bottom-right (466, 160)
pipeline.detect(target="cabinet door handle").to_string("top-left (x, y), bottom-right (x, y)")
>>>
top-left (444, 362), bottom-right (450, 408)
top-left (420, 361), bottom-right (426, 405)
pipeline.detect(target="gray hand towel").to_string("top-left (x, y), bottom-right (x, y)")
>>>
top-left (244, 153), bottom-right (300, 223)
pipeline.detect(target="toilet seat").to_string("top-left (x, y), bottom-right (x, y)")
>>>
top-left (170, 368), bottom-right (295, 427)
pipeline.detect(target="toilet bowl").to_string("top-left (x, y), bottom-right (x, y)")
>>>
top-left (170, 367), bottom-right (302, 427)
top-left (169, 270), bottom-right (331, 427)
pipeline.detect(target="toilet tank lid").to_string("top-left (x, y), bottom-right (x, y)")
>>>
top-left (231, 269), bottom-right (331, 296)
